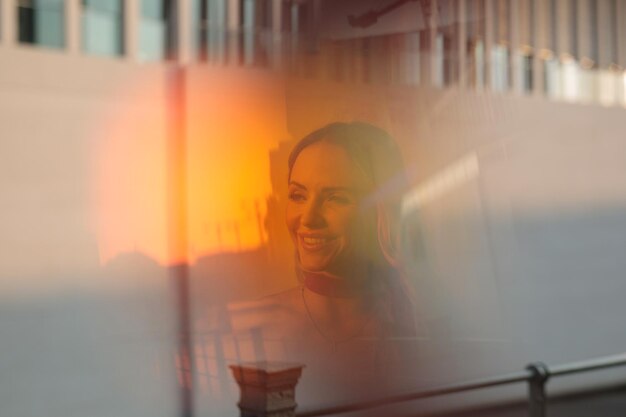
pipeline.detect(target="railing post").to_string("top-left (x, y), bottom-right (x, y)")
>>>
top-left (230, 362), bottom-right (305, 417)
top-left (526, 362), bottom-right (550, 417)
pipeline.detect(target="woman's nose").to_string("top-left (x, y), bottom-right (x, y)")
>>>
top-left (301, 200), bottom-right (325, 228)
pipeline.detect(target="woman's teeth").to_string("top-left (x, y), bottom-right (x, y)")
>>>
top-left (303, 237), bottom-right (327, 245)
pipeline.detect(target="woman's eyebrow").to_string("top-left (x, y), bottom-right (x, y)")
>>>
top-left (289, 182), bottom-right (358, 193)
top-left (288, 181), bottom-right (306, 189)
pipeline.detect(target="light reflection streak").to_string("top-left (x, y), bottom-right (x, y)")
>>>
top-left (401, 152), bottom-right (480, 215)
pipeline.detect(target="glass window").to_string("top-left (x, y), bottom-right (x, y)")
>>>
top-left (139, 0), bottom-right (174, 61)
top-left (466, 0), bottom-right (486, 89)
top-left (242, 0), bottom-right (270, 66)
top-left (521, 52), bottom-right (533, 93)
top-left (406, 32), bottom-right (420, 85)
top-left (18, 0), bottom-right (64, 49)
top-left (492, 44), bottom-right (509, 92)
top-left (242, 0), bottom-right (255, 65)
top-left (82, 0), bottom-right (123, 57)
top-left (433, 32), bottom-right (444, 87)
top-left (193, 0), bottom-right (227, 63)
top-left (191, 0), bottom-right (206, 60)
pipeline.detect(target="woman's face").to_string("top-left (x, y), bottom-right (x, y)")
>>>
top-left (286, 141), bottom-right (372, 275)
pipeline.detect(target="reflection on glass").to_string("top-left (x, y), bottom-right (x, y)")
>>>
top-left (18, 0), bottom-right (65, 49)
top-left (433, 32), bottom-right (444, 87)
top-left (521, 52), bottom-right (533, 93)
top-left (472, 40), bottom-right (485, 88)
top-left (406, 32), bottom-right (420, 85)
top-left (192, 0), bottom-right (227, 63)
top-left (82, 0), bottom-right (123, 57)
top-left (241, 0), bottom-right (269, 67)
top-left (242, 0), bottom-right (255, 65)
top-left (139, 0), bottom-right (173, 61)
top-left (491, 44), bottom-right (509, 92)
top-left (544, 58), bottom-right (560, 99)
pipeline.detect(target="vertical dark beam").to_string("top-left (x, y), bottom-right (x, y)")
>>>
top-left (167, 0), bottom-right (194, 413)
top-left (166, 0), bottom-right (177, 61)
top-left (596, 0), bottom-right (613, 68)
top-left (167, 66), bottom-right (194, 417)
top-left (510, 0), bottom-right (523, 93)
top-left (457, 0), bottom-right (467, 88)
top-left (526, 362), bottom-right (550, 417)
top-left (199, 0), bottom-right (209, 62)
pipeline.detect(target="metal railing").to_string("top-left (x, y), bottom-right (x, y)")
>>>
top-left (295, 352), bottom-right (626, 417)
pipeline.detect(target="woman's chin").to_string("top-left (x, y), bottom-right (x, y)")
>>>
top-left (299, 262), bottom-right (329, 273)
top-left (297, 250), bottom-right (333, 271)
top-left (298, 257), bottom-right (336, 274)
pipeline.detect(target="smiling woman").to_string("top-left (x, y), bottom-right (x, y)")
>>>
top-left (287, 140), bottom-right (371, 277)
top-left (256, 122), bottom-right (418, 405)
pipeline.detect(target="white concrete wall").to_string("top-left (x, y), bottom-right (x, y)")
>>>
top-left (0, 47), bottom-right (179, 417)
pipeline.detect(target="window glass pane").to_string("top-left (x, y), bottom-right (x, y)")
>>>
top-left (140, 18), bottom-right (166, 60)
top-left (243, 0), bottom-right (254, 65)
top-left (212, 0), bottom-right (228, 62)
top-left (82, 0), bottom-right (123, 56)
top-left (83, 0), bottom-right (122, 14)
top-left (492, 44), bottom-right (509, 91)
top-left (140, 0), bottom-right (172, 61)
top-left (191, 0), bottom-right (202, 56)
top-left (141, 0), bottom-right (165, 19)
top-left (18, 0), bottom-right (64, 49)
top-left (193, 0), bottom-right (227, 62)
top-left (85, 0), bottom-right (122, 15)
top-left (18, 4), bottom-right (36, 43)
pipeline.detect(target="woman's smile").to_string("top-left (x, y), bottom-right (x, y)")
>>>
top-left (299, 234), bottom-right (337, 251)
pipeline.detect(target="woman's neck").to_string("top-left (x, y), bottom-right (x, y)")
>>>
top-left (300, 269), bottom-right (379, 341)
top-left (302, 269), bottom-right (369, 298)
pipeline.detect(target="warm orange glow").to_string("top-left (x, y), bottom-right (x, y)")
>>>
top-left (92, 75), bottom-right (170, 266)
top-left (186, 69), bottom-right (289, 261)
top-left (93, 68), bottom-right (289, 266)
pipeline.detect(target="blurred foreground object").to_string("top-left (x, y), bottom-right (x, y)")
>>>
top-left (230, 362), bottom-right (304, 417)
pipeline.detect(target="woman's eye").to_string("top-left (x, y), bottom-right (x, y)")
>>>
top-left (328, 194), bottom-right (352, 205)
top-left (288, 192), bottom-right (306, 202)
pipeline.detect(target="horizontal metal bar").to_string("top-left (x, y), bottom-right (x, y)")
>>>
top-left (296, 352), bottom-right (626, 417)
top-left (550, 352), bottom-right (626, 377)
top-left (296, 370), bottom-right (532, 417)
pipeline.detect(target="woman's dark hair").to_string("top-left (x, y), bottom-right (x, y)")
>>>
top-left (288, 122), bottom-right (404, 190)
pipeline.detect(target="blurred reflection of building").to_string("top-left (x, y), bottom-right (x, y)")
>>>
top-left (5, 2), bottom-right (626, 417)
top-left (283, 0), bottom-right (626, 107)
top-left (4, 1), bottom-right (625, 107)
